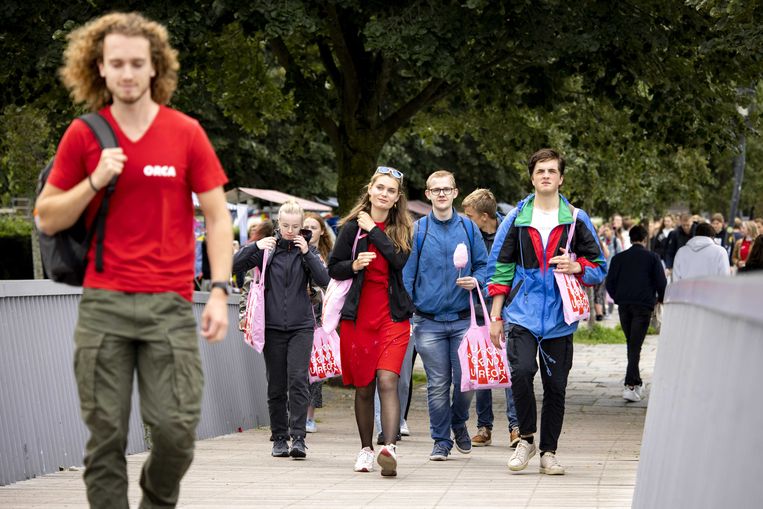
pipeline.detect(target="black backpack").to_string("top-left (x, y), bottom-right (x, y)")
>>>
top-left (36, 113), bottom-right (119, 286)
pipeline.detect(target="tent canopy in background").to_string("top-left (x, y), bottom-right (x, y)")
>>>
top-left (226, 187), bottom-right (332, 212)
top-left (407, 199), bottom-right (432, 217)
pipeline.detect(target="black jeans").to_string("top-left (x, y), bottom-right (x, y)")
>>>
top-left (263, 328), bottom-right (313, 438)
top-left (507, 324), bottom-right (573, 452)
top-left (618, 303), bottom-right (653, 387)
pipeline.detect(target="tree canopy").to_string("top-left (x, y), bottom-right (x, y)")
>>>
top-left (1, 0), bottom-right (762, 219)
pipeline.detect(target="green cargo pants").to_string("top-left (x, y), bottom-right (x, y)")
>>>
top-left (73, 288), bottom-right (203, 509)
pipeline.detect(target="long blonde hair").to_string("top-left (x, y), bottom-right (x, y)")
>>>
top-left (59, 12), bottom-right (179, 110)
top-left (340, 172), bottom-right (413, 253)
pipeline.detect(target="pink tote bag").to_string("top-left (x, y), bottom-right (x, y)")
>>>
top-left (243, 248), bottom-right (268, 352)
top-left (457, 281), bottom-right (512, 392)
top-left (554, 208), bottom-right (591, 325)
top-left (321, 228), bottom-right (362, 333)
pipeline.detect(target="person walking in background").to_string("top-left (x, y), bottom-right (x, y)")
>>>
top-left (605, 225), bottom-right (667, 403)
top-left (233, 201), bottom-right (329, 459)
top-left (403, 170), bottom-right (488, 462)
top-left (738, 236), bottom-right (763, 273)
top-left (328, 167), bottom-right (415, 477)
top-left (672, 223), bottom-right (731, 281)
top-left (650, 214), bottom-right (674, 265)
top-left (302, 212), bottom-right (334, 433)
top-left (487, 148), bottom-right (606, 476)
top-left (34, 13), bottom-right (232, 508)
top-left (461, 188), bottom-right (520, 449)
top-left (665, 213), bottom-right (696, 273)
top-left (731, 221), bottom-right (759, 270)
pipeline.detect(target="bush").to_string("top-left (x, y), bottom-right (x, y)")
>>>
top-left (0, 215), bottom-right (33, 237)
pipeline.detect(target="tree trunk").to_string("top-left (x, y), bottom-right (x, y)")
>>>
top-left (334, 132), bottom-right (385, 215)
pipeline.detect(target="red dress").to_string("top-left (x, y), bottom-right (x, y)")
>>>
top-left (339, 223), bottom-right (411, 387)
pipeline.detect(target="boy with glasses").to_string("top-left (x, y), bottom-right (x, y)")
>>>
top-left (403, 170), bottom-right (488, 461)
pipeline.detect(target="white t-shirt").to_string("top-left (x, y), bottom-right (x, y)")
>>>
top-left (531, 206), bottom-right (559, 248)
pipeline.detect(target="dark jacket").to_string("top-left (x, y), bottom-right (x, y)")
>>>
top-left (665, 224), bottom-right (696, 269)
top-left (233, 234), bottom-right (330, 332)
top-left (606, 244), bottom-right (667, 309)
top-left (328, 219), bottom-right (415, 323)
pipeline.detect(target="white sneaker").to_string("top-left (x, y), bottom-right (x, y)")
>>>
top-left (623, 386), bottom-right (641, 402)
top-left (539, 452), bottom-right (565, 475)
top-left (305, 419), bottom-right (317, 433)
top-left (508, 439), bottom-right (536, 471)
top-left (400, 420), bottom-right (410, 436)
top-left (634, 384), bottom-right (645, 399)
top-left (377, 444), bottom-right (398, 477)
top-left (354, 447), bottom-right (375, 472)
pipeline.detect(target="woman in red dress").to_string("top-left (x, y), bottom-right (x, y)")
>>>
top-left (328, 167), bottom-right (414, 477)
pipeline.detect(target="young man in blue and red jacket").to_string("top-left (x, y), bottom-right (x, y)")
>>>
top-left (487, 149), bottom-right (606, 475)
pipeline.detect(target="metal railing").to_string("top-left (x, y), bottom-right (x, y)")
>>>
top-left (0, 280), bottom-right (269, 486)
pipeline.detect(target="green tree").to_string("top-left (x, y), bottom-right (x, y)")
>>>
top-left (0, 105), bottom-right (54, 203)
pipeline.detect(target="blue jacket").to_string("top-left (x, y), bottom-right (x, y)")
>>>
top-left (487, 194), bottom-right (606, 339)
top-left (403, 209), bottom-right (488, 321)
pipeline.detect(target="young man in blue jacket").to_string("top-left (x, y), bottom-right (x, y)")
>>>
top-left (487, 149), bottom-right (606, 475)
top-left (403, 170), bottom-right (488, 461)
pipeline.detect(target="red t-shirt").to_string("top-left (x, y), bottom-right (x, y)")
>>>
top-left (48, 105), bottom-right (228, 300)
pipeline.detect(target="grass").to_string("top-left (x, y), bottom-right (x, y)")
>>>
top-left (574, 324), bottom-right (627, 344)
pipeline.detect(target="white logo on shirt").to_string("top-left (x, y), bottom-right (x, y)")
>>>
top-left (143, 165), bottom-right (177, 177)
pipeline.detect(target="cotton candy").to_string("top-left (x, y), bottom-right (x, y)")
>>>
top-left (453, 242), bottom-right (468, 269)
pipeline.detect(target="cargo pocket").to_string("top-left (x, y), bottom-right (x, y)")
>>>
top-left (166, 327), bottom-right (204, 411)
top-left (73, 327), bottom-right (106, 411)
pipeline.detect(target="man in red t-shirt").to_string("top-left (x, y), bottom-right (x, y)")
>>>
top-left (35, 12), bottom-right (232, 508)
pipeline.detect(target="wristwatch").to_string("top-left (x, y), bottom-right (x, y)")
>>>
top-left (210, 281), bottom-right (230, 295)
top-left (490, 316), bottom-right (503, 322)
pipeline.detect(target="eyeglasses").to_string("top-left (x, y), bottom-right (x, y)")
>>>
top-left (427, 187), bottom-right (454, 196)
top-left (375, 166), bottom-right (404, 179)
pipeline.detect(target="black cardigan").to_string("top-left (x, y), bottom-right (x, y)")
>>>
top-left (328, 220), bottom-right (415, 322)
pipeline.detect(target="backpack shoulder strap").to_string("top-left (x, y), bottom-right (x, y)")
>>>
top-left (78, 113), bottom-right (120, 273)
top-left (415, 215), bottom-right (429, 266)
top-left (79, 113), bottom-right (119, 151)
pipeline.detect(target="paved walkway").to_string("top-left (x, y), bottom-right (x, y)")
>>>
top-left (1, 327), bottom-right (656, 508)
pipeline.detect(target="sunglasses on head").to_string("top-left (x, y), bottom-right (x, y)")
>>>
top-left (375, 166), bottom-right (404, 179)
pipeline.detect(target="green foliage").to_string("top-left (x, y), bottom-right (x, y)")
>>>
top-left (574, 324), bottom-right (626, 344)
top-left (2, 1), bottom-right (763, 218)
top-left (0, 215), bottom-right (33, 237)
top-left (0, 105), bottom-right (54, 202)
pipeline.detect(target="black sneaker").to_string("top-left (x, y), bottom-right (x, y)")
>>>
top-left (289, 436), bottom-right (307, 459)
top-left (272, 436), bottom-right (289, 457)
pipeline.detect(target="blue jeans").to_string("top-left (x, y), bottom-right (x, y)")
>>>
top-left (412, 315), bottom-right (473, 450)
top-left (475, 388), bottom-right (518, 430)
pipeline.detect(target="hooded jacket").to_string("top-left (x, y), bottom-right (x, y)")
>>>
top-left (487, 194), bottom-right (606, 339)
top-left (233, 234), bottom-right (330, 331)
top-left (672, 236), bottom-right (730, 281)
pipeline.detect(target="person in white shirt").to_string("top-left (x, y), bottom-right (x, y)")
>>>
top-left (672, 223), bottom-right (731, 281)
